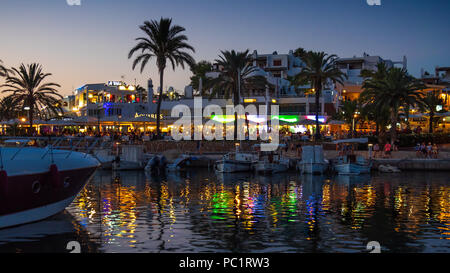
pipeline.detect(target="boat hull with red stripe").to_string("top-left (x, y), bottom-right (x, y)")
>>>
top-left (0, 147), bottom-right (100, 229)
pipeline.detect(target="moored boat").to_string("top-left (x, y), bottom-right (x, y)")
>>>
top-left (0, 146), bottom-right (100, 229)
top-left (144, 154), bottom-right (167, 173)
top-left (253, 144), bottom-right (290, 174)
top-left (333, 155), bottom-right (371, 175)
top-left (215, 152), bottom-right (257, 173)
top-left (166, 154), bottom-right (215, 171)
top-left (297, 145), bottom-right (328, 175)
top-left (112, 145), bottom-right (146, 170)
top-left (332, 138), bottom-right (372, 175)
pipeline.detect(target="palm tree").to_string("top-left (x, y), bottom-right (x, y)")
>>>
top-left (360, 102), bottom-right (390, 143)
top-left (128, 17), bottom-right (195, 138)
top-left (293, 47), bottom-right (311, 60)
top-left (0, 96), bottom-right (21, 121)
top-left (0, 59), bottom-right (9, 78)
top-left (1, 63), bottom-right (62, 134)
top-left (205, 50), bottom-right (269, 138)
top-left (190, 60), bottom-right (212, 93)
top-left (335, 100), bottom-right (359, 138)
top-left (205, 50), bottom-right (251, 100)
top-left (359, 62), bottom-right (388, 80)
top-left (294, 51), bottom-right (347, 139)
top-left (362, 67), bottom-right (424, 143)
top-left (359, 63), bottom-right (391, 142)
top-left (421, 90), bottom-right (445, 133)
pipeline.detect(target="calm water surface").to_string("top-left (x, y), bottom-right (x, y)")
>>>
top-left (0, 169), bottom-right (448, 253)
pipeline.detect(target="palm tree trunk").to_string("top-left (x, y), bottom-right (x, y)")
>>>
top-left (233, 88), bottom-right (238, 140)
top-left (243, 101), bottom-right (250, 139)
top-left (429, 113), bottom-right (434, 134)
top-left (28, 106), bottom-right (34, 136)
top-left (349, 119), bottom-right (353, 138)
top-left (379, 128), bottom-right (385, 144)
top-left (156, 69), bottom-right (164, 139)
top-left (390, 110), bottom-right (397, 144)
top-left (314, 83), bottom-right (321, 140)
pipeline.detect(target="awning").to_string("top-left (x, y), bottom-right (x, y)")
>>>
top-left (297, 119), bottom-right (324, 125)
top-left (39, 119), bottom-right (79, 126)
top-left (327, 120), bottom-right (345, 125)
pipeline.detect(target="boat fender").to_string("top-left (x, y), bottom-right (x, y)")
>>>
top-left (0, 170), bottom-right (8, 196)
top-left (50, 164), bottom-right (62, 188)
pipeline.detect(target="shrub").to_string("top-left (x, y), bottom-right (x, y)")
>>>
top-left (397, 133), bottom-right (450, 147)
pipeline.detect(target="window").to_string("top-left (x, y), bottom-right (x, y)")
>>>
top-left (273, 72), bottom-right (281, 78)
top-left (280, 104), bottom-right (306, 114)
top-left (273, 60), bottom-right (282, 66)
top-left (349, 63), bottom-right (362, 70)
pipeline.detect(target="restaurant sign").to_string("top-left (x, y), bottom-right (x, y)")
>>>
top-left (134, 113), bottom-right (163, 119)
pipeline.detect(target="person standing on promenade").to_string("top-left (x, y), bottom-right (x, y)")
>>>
top-left (426, 142), bottom-right (433, 159)
top-left (373, 143), bottom-right (380, 158)
top-left (432, 143), bottom-right (439, 159)
top-left (296, 144), bottom-right (302, 159)
top-left (384, 143), bottom-right (392, 158)
top-left (420, 142), bottom-right (427, 158)
top-left (415, 143), bottom-right (421, 158)
top-left (394, 139), bottom-right (400, 151)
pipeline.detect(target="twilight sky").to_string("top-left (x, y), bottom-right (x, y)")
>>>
top-left (0, 0), bottom-right (449, 96)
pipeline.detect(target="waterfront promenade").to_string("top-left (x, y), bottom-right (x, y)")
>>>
top-left (140, 140), bottom-right (450, 171)
top-left (2, 136), bottom-right (449, 171)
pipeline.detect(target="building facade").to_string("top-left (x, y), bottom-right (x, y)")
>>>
top-left (336, 53), bottom-right (407, 101)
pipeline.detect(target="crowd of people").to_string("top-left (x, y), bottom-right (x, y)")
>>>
top-left (2, 126), bottom-right (445, 160)
top-left (371, 143), bottom-right (397, 158)
top-left (415, 142), bottom-right (440, 159)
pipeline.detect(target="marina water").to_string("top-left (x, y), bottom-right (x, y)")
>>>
top-left (0, 169), bottom-right (448, 253)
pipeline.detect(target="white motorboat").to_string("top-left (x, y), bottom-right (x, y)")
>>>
top-left (215, 152), bottom-right (258, 173)
top-left (166, 154), bottom-right (215, 171)
top-left (254, 156), bottom-right (290, 174)
top-left (334, 154), bottom-right (372, 175)
top-left (253, 144), bottom-right (290, 174)
top-left (112, 145), bottom-right (146, 170)
top-left (332, 138), bottom-right (372, 175)
top-left (93, 148), bottom-right (115, 169)
top-left (0, 144), bottom-right (100, 229)
top-left (297, 145), bottom-right (328, 175)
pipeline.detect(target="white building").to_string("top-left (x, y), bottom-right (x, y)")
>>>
top-left (336, 53), bottom-right (407, 100)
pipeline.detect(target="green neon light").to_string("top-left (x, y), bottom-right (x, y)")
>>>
top-left (271, 115), bottom-right (299, 123)
top-left (210, 115), bottom-right (299, 124)
top-left (211, 115), bottom-right (235, 123)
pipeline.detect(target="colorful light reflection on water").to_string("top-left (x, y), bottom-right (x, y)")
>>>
top-left (0, 170), bottom-right (448, 253)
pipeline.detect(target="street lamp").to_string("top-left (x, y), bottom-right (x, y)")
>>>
top-left (23, 106), bottom-right (31, 134)
top-left (352, 112), bottom-right (359, 138)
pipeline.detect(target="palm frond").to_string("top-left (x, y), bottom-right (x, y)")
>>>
top-left (0, 63), bottom-right (63, 127)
